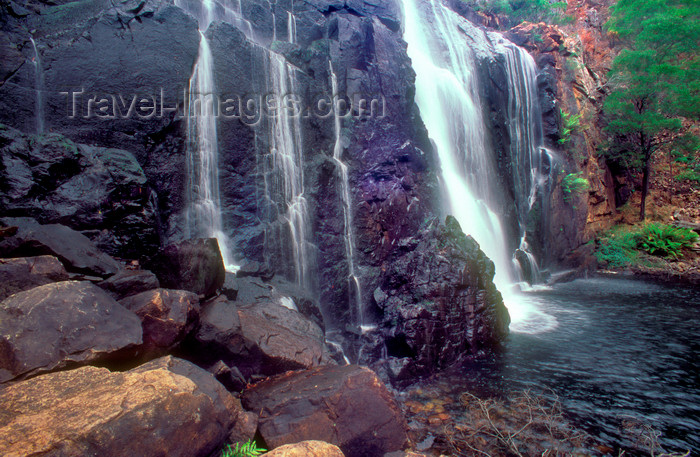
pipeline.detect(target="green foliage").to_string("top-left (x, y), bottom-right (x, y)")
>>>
top-left (464, 0), bottom-right (570, 25)
top-left (558, 109), bottom-right (582, 145)
top-left (221, 440), bottom-right (266, 457)
top-left (634, 223), bottom-right (699, 258)
top-left (602, 0), bottom-right (700, 219)
top-left (595, 224), bottom-right (699, 267)
top-left (561, 172), bottom-right (590, 202)
top-left (595, 229), bottom-right (639, 267)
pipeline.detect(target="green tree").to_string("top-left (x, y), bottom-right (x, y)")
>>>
top-left (602, 0), bottom-right (700, 220)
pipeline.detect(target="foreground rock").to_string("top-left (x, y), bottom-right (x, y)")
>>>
top-left (191, 297), bottom-right (325, 379)
top-left (97, 269), bottom-right (160, 300)
top-left (0, 356), bottom-right (241, 457)
top-left (0, 255), bottom-right (68, 301)
top-left (242, 365), bottom-right (408, 457)
top-left (264, 441), bottom-right (345, 457)
top-left (119, 289), bottom-right (200, 355)
top-left (0, 217), bottom-right (121, 277)
top-left (368, 216), bottom-right (510, 382)
top-left (146, 238), bottom-right (225, 298)
top-left (0, 281), bottom-right (142, 383)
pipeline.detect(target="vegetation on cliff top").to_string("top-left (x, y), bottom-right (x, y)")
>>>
top-left (602, 0), bottom-right (700, 220)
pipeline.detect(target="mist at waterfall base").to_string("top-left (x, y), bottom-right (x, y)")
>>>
top-left (401, 0), bottom-right (556, 335)
top-left (430, 278), bottom-right (700, 454)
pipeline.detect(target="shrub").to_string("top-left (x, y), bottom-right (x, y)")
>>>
top-left (634, 223), bottom-right (699, 259)
top-left (561, 171), bottom-right (590, 202)
top-left (221, 440), bottom-right (266, 457)
top-left (558, 108), bottom-right (582, 145)
top-left (595, 229), bottom-right (639, 267)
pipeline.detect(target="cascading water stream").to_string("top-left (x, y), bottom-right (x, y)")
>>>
top-left (329, 62), bottom-right (365, 329)
top-left (401, 0), bottom-right (556, 332)
top-left (263, 52), bottom-right (311, 288)
top-left (287, 11), bottom-right (297, 44)
top-left (498, 42), bottom-right (555, 285)
top-left (177, 0), bottom-right (237, 271)
top-left (29, 37), bottom-right (44, 135)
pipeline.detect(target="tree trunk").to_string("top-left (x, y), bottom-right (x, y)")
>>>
top-left (640, 157), bottom-right (651, 221)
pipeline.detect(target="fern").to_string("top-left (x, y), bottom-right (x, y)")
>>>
top-left (221, 440), bottom-right (267, 457)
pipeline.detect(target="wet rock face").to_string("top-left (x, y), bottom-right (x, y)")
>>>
top-left (365, 216), bottom-right (510, 382)
top-left (145, 238), bottom-right (225, 299)
top-left (0, 126), bottom-right (160, 258)
top-left (0, 280), bottom-right (143, 383)
top-left (0, 356), bottom-right (242, 457)
top-left (242, 365), bottom-right (408, 457)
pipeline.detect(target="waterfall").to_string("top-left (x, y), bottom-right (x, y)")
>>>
top-left (402, 0), bottom-right (514, 293)
top-left (402, 0), bottom-right (560, 332)
top-left (29, 37), bottom-right (44, 135)
top-left (330, 62), bottom-right (365, 329)
top-left (499, 43), bottom-right (554, 284)
top-left (261, 51), bottom-right (311, 288)
top-left (175, 0), bottom-right (237, 270)
top-left (287, 11), bottom-right (297, 44)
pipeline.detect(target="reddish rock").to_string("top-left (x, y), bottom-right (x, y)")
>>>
top-left (264, 441), bottom-right (345, 457)
top-left (0, 255), bottom-right (68, 301)
top-left (193, 297), bottom-right (325, 379)
top-left (242, 365), bottom-right (408, 457)
top-left (119, 288), bottom-right (200, 354)
top-left (0, 356), bottom-right (242, 457)
top-left (0, 281), bottom-right (142, 383)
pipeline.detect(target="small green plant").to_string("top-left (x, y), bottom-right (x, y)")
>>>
top-left (561, 171), bottom-right (590, 202)
top-left (634, 223), bottom-right (699, 259)
top-left (221, 440), bottom-right (266, 457)
top-left (595, 229), bottom-right (639, 267)
top-left (558, 108), bottom-right (582, 145)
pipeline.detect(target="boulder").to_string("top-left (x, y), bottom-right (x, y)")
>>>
top-left (0, 217), bottom-right (121, 277)
top-left (0, 255), bottom-right (68, 301)
top-left (97, 268), bottom-right (160, 300)
top-left (119, 288), bottom-right (200, 354)
top-left (0, 356), bottom-right (242, 457)
top-left (366, 216), bottom-right (510, 382)
top-left (242, 365), bottom-right (408, 457)
top-left (264, 441), bottom-right (345, 457)
top-left (0, 281), bottom-right (142, 383)
top-left (145, 238), bottom-right (225, 298)
top-left (191, 297), bottom-right (325, 379)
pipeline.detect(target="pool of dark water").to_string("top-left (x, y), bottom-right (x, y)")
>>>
top-left (444, 277), bottom-right (700, 454)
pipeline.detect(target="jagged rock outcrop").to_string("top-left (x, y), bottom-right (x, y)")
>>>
top-left (242, 365), bottom-right (408, 457)
top-left (0, 280), bottom-right (142, 383)
top-left (0, 356), bottom-right (243, 457)
top-left (0, 125), bottom-right (161, 257)
top-left (365, 216), bottom-right (509, 382)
